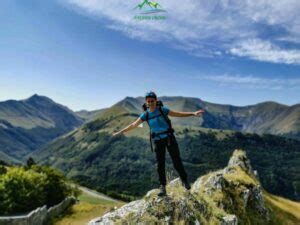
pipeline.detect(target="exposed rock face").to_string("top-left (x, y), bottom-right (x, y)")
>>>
top-left (89, 149), bottom-right (271, 225)
top-left (227, 149), bottom-right (254, 175)
top-left (191, 150), bottom-right (269, 223)
top-left (221, 215), bottom-right (238, 225)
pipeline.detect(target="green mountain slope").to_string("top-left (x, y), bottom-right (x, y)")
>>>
top-left (0, 94), bottom-right (84, 161)
top-left (79, 96), bottom-right (300, 139)
top-left (32, 98), bottom-right (300, 201)
top-left (0, 150), bottom-right (21, 165)
top-left (76, 108), bottom-right (107, 121)
top-left (151, 97), bottom-right (300, 138)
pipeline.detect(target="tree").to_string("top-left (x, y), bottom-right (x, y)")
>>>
top-left (26, 157), bottom-right (36, 168)
top-left (0, 165), bottom-right (7, 175)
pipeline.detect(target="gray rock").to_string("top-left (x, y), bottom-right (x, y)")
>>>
top-left (88, 199), bottom-right (146, 225)
top-left (241, 189), bottom-right (250, 208)
top-left (88, 150), bottom-right (271, 225)
top-left (227, 150), bottom-right (254, 175)
top-left (221, 215), bottom-right (238, 225)
top-left (168, 177), bottom-right (181, 188)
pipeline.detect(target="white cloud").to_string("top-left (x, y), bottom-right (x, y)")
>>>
top-left (230, 39), bottom-right (300, 65)
top-left (63, 0), bottom-right (300, 64)
top-left (200, 74), bottom-right (300, 90)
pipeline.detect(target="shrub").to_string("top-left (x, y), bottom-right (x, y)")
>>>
top-left (0, 165), bottom-right (79, 215)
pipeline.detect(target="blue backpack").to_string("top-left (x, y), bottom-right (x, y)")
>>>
top-left (142, 100), bottom-right (174, 152)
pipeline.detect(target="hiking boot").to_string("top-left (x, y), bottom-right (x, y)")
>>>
top-left (181, 179), bottom-right (191, 190)
top-left (157, 185), bottom-right (166, 196)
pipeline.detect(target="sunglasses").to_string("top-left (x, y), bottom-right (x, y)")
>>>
top-left (146, 100), bottom-right (156, 103)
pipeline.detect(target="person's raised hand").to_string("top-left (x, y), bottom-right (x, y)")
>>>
top-left (112, 131), bottom-right (121, 137)
top-left (193, 109), bottom-right (205, 116)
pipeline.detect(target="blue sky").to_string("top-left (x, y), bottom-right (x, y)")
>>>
top-left (0, 0), bottom-right (299, 110)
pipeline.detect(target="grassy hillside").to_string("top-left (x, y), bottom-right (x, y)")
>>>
top-left (265, 193), bottom-right (300, 224)
top-left (51, 190), bottom-right (124, 225)
top-left (2, 95), bottom-right (299, 164)
top-left (155, 97), bottom-right (299, 139)
top-left (78, 96), bottom-right (300, 139)
top-left (76, 108), bottom-right (107, 121)
top-left (32, 105), bottom-right (300, 201)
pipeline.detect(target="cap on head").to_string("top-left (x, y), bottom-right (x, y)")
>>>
top-left (145, 91), bottom-right (157, 99)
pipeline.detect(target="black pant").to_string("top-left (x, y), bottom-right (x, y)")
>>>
top-left (154, 135), bottom-right (188, 185)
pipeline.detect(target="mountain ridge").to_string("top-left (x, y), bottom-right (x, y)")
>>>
top-left (0, 94), bottom-right (84, 161)
top-left (101, 96), bottom-right (300, 139)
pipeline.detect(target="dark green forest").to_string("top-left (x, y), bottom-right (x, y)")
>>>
top-left (35, 125), bottom-right (300, 202)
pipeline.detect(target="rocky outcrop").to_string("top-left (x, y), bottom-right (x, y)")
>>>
top-left (191, 150), bottom-right (269, 223)
top-left (89, 149), bottom-right (271, 225)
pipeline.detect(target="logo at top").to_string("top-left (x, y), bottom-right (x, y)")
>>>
top-left (133, 0), bottom-right (166, 15)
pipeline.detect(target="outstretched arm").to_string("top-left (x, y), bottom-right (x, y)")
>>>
top-left (112, 118), bottom-right (144, 136)
top-left (168, 109), bottom-right (204, 117)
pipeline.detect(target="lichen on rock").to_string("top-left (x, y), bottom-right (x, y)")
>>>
top-left (89, 149), bottom-right (272, 225)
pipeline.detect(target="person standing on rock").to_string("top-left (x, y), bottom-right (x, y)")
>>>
top-left (112, 91), bottom-right (204, 196)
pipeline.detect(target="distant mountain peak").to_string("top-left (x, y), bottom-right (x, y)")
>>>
top-left (124, 96), bottom-right (136, 101)
top-left (25, 94), bottom-right (53, 103)
top-left (31, 93), bottom-right (40, 98)
top-left (254, 101), bottom-right (288, 107)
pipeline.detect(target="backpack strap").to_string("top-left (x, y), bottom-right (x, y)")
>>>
top-left (158, 106), bottom-right (174, 132)
top-left (157, 106), bottom-right (174, 146)
top-left (144, 111), bottom-right (154, 152)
